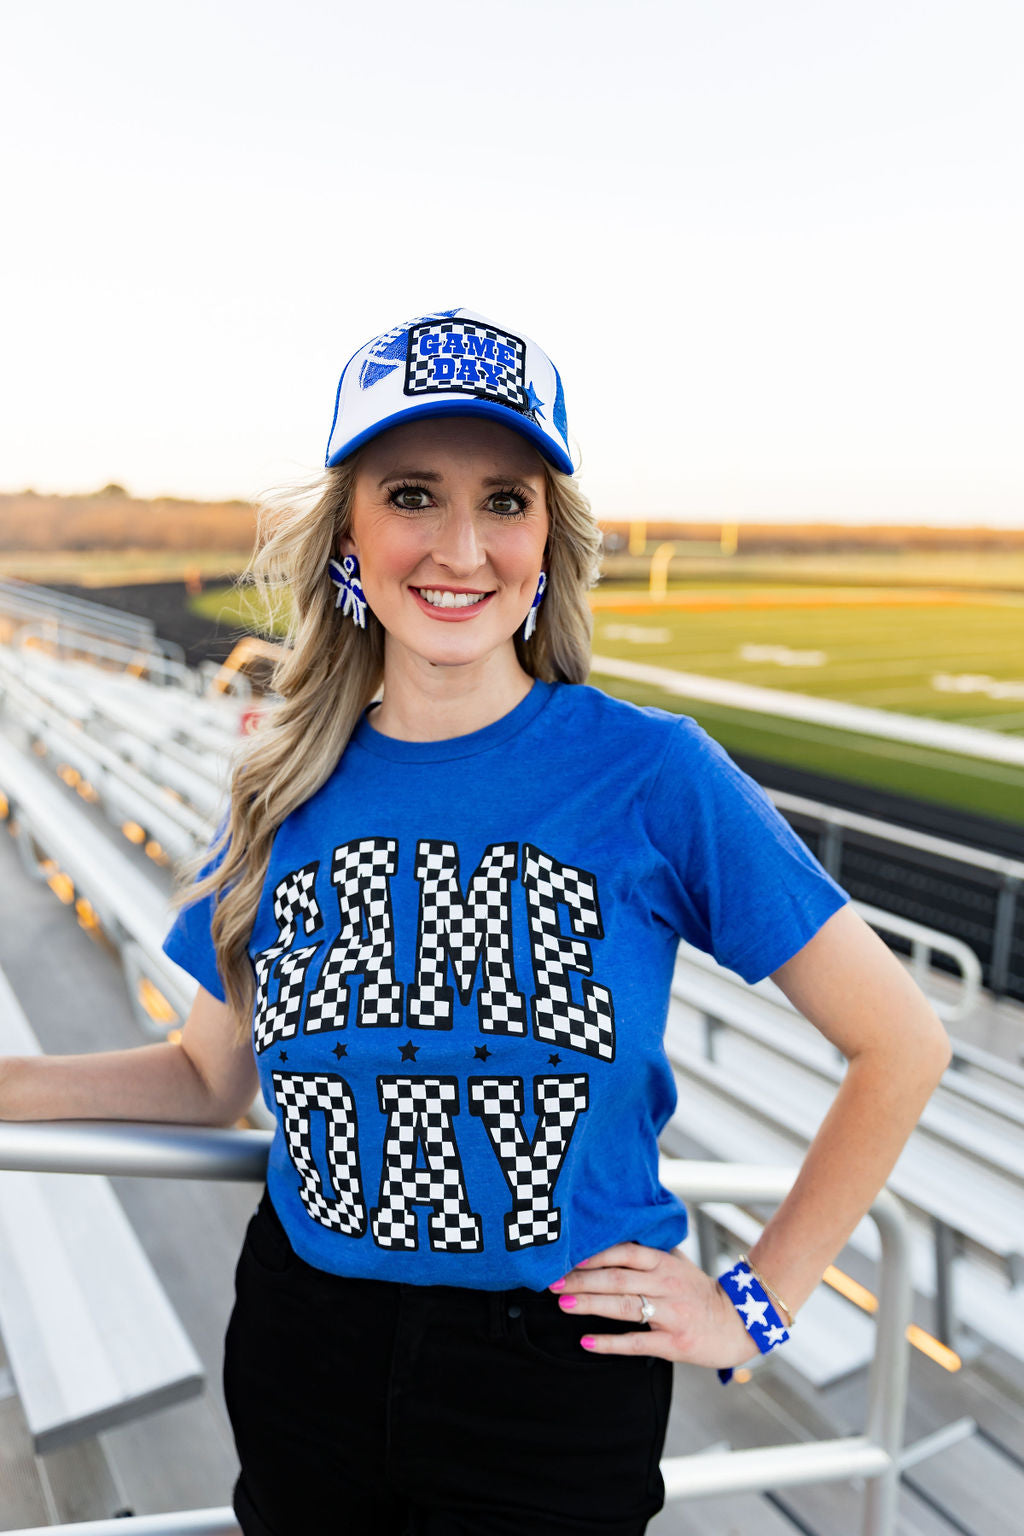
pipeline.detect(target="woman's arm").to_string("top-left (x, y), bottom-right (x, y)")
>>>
top-left (551, 905), bottom-right (952, 1364)
top-left (0, 986), bottom-right (258, 1128)
top-left (745, 903), bottom-right (951, 1312)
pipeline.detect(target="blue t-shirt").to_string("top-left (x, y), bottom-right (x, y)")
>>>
top-left (164, 680), bottom-right (847, 1290)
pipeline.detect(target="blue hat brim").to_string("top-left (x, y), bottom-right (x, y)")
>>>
top-left (325, 398), bottom-right (574, 476)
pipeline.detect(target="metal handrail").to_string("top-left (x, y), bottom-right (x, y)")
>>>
top-left (767, 788), bottom-right (1024, 999)
top-left (15, 621), bottom-right (189, 681)
top-left (0, 1125), bottom-right (911, 1536)
top-left (0, 580), bottom-right (156, 646)
top-left (854, 902), bottom-right (982, 1025)
top-left (769, 787), bottom-right (1024, 882)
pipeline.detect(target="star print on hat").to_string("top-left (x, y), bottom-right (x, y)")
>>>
top-left (325, 308), bottom-right (575, 474)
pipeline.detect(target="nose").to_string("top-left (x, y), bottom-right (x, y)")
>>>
top-left (431, 506), bottom-right (485, 578)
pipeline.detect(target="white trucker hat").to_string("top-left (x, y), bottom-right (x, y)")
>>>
top-left (325, 308), bottom-right (575, 475)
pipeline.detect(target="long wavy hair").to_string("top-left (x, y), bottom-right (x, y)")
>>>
top-left (180, 448), bottom-right (603, 1031)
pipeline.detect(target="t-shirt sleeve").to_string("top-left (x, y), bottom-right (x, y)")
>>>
top-left (162, 843), bottom-right (229, 1004)
top-left (641, 716), bottom-right (849, 983)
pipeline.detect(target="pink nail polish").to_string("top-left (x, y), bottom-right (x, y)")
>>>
top-left (559, 1295), bottom-right (577, 1310)
top-left (581, 1335), bottom-right (596, 1349)
top-left (549, 1278), bottom-right (566, 1292)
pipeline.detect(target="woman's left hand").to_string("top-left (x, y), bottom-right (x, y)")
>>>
top-left (550, 1242), bottom-right (758, 1368)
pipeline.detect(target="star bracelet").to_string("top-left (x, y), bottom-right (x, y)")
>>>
top-left (715, 1256), bottom-right (793, 1384)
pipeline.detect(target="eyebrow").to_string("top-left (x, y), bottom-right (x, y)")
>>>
top-left (376, 468), bottom-right (542, 488)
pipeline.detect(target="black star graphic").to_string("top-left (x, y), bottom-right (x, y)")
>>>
top-left (278, 1050), bottom-right (288, 1062)
top-left (547, 1053), bottom-right (562, 1066)
top-left (473, 1044), bottom-right (492, 1061)
top-left (399, 1041), bottom-right (420, 1062)
top-left (332, 1042), bottom-right (348, 1059)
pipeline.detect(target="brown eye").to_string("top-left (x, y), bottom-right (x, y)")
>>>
top-left (390, 485), bottom-right (432, 510)
top-left (488, 489), bottom-right (529, 517)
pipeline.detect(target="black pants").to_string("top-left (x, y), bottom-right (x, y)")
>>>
top-left (224, 1192), bottom-right (673, 1535)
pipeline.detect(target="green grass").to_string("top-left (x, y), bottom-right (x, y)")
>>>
top-left (595, 676), bottom-right (1024, 825)
top-left (189, 582), bottom-right (289, 634)
top-left (591, 594), bottom-right (1024, 733)
top-left (591, 584), bottom-right (1024, 822)
top-left (0, 550), bottom-right (252, 584)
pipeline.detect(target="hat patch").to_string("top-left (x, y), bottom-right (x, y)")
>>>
top-left (359, 310), bottom-right (459, 391)
top-left (405, 320), bottom-right (535, 417)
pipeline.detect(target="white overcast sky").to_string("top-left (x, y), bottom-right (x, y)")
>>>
top-left (2, 0), bottom-right (1022, 523)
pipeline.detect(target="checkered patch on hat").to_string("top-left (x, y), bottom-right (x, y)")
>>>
top-left (405, 320), bottom-right (527, 411)
top-left (359, 310), bottom-right (459, 391)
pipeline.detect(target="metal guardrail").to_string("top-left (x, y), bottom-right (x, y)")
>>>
top-left (16, 622), bottom-right (189, 683)
top-left (853, 901), bottom-right (982, 1026)
top-left (770, 788), bottom-right (1024, 999)
top-left (0, 581), bottom-right (157, 648)
top-left (0, 733), bottom-right (197, 1034)
top-left (0, 1126), bottom-right (912, 1536)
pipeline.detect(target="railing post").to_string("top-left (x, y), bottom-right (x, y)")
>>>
top-left (990, 874), bottom-right (1019, 999)
top-left (932, 1217), bottom-right (958, 1349)
top-left (820, 818), bottom-right (843, 879)
top-left (862, 1188), bottom-right (912, 1536)
top-left (0, 1135), bottom-right (913, 1535)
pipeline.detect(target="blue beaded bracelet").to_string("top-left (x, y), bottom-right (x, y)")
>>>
top-left (716, 1258), bottom-right (791, 1384)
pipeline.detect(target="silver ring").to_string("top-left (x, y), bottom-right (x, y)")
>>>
top-left (639, 1294), bottom-right (656, 1323)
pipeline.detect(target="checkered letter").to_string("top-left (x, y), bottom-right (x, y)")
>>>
top-left (253, 863), bottom-right (323, 1054)
top-left (371, 1077), bottom-right (483, 1252)
top-left (304, 838), bottom-right (403, 1033)
top-left (522, 844), bottom-right (616, 1062)
top-left (273, 1071), bottom-right (367, 1235)
top-left (406, 841), bottom-right (526, 1035)
top-left (469, 1075), bottom-right (589, 1250)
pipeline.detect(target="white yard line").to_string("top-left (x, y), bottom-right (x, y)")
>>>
top-left (589, 653), bottom-right (1024, 768)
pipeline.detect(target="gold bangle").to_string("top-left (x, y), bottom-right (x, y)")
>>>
top-left (739, 1253), bottom-right (794, 1328)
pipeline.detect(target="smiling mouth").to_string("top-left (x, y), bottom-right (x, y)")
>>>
top-left (414, 588), bottom-right (492, 609)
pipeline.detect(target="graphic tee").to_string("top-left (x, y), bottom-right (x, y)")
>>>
top-left (164, 681), bottom-right (848, 1290)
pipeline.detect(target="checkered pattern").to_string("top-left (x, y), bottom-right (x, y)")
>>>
top-left (253, 863), bottom-right (323, 1055)
top-left (469, 1074), bottom-right (589, 1250)
top-left (305, 838), bottom-right (403, 1033)
top-left (405, 321), bottom-right (526, 407)
top-left (407, 841), bottom-right (526, 1035)
top-left (371, 1077), bottom-right (483, 1253)
top-left (273, 1071), bottom-right (366, 1235)
top-left (522, 844), bottom-right (616, 1062)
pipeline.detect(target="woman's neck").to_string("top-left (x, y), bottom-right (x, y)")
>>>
top-left (369, 645), bottom-right (535, 742)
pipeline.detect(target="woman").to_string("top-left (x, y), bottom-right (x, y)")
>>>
top-left (1, 309), bottom-right (950, 1535)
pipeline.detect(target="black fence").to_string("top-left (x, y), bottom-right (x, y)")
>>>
top-left (736, 754), bottom-right (1024, 1005)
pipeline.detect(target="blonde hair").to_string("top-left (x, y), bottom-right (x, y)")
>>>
top-left (182, 450), bottom-right (602, 1030)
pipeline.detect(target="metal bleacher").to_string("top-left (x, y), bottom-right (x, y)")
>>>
top-left (0, 592), bottom-right (1023, 1534)
top-left (0, 969), bottom-right (204, 1453)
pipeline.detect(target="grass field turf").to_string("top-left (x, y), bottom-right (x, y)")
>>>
top-left (591, 588), bottom-right (1024, 731)
top-left (591, 584), bottom-right (1024, 824)
top-left (189, 575), bottom-right (1024, 825)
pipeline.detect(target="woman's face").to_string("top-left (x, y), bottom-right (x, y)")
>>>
top-left (343, 416), bottom-right (549, 674)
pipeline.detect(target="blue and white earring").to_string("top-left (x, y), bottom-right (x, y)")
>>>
top-left (328, 554), bottom-right (368, 629)
top-left (523, 571), bottom-right (547, 641)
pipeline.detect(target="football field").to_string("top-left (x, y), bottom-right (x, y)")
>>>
top-left (589, 585), bottom-right (1024, 824)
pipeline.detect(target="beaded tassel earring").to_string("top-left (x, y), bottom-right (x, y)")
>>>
top-left (523, 570), bottom-right (547, 640)
top-left (327, 555), bottom-right (368, 629)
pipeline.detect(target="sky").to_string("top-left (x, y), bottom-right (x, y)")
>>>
top-left (2, 0), bottom-right (1022, 524)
